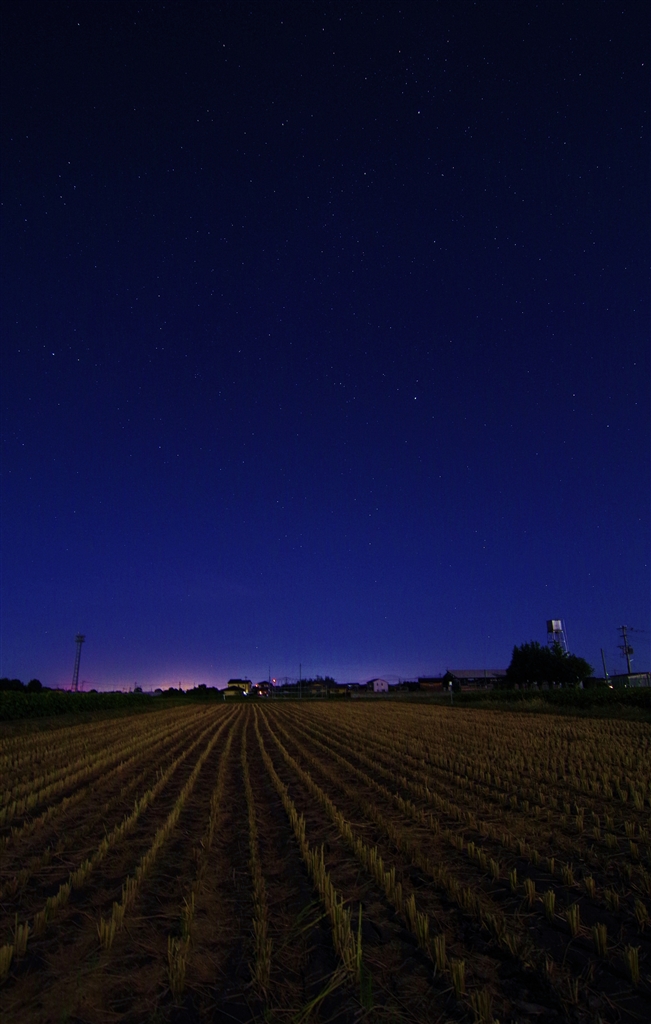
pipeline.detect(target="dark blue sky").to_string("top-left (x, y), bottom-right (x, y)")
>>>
top-left (1, 1), bottom-right (648, 689)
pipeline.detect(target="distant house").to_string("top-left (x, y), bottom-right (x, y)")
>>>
top-left (252, 682), bottom-right (272, 696)
top-left (367, 678), bottom-right (389, 693)
top-left (344, 683), bottom-right (367, 697)
top-left (299, 679), bottom-right (325, 697)
top-left (224, 678), bottom-right (251, 698)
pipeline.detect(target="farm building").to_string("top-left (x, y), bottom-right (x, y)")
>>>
top-left (444, 669), bottom-right (506, 688)
top-left (610, 672), bottom-right (651, 688)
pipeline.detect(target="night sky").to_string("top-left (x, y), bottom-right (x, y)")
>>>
top-left (1, 1), bottom-right (648, 690)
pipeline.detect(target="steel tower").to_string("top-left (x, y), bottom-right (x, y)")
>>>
top-left (72, 634), bottom-right (85, 691)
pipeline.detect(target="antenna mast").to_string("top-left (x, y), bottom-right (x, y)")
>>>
top-left (72, 634), bottom-right (85, 691)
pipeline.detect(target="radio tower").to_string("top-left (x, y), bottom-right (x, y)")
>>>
top-left (72, 634), bottom-right (85, 691)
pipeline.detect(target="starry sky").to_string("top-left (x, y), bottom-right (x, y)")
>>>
top-left (1, 1), bottom-right (648, 690)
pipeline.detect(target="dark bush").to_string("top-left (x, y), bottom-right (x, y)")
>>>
top-left (0, 690), bottom-right (160, 721)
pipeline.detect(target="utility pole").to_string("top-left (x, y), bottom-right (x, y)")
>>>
top-left (601, 649), bottom-right (609, 682)
top-left (618, 625), bottom-right (633, 674)
top-left (72, 634), bottom-right (85, 692)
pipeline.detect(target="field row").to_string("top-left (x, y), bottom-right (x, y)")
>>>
top-left (0, 702), bottom-right (648, 1023)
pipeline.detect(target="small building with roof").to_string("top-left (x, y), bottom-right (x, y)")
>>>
top-left (367, 678), bottom-right (389, 693)
top-left (224, 678), bottom-right (251, 698)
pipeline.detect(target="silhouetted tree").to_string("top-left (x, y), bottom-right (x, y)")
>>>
top-left (27, 679), bottom-right (43, 692)
top-left (504, 642), bottom-right (593, 688)
top-left (0, 677), bottom-right (25, 691)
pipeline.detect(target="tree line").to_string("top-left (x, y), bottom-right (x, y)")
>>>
top-left (0, 677), bottom-right (43, 692)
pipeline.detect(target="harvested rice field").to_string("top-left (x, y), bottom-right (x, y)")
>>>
top-left (0, 702), bottom-right (649, 1023)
